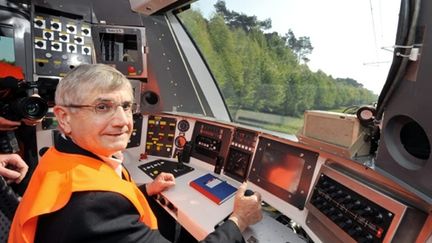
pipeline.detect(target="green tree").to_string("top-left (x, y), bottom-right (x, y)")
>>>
top-left (286, 29), bottom-right (314, 64)
top-left (178, 4), bottom-right (378, 121)
top-left (214, 0), bottom-right (272, 32)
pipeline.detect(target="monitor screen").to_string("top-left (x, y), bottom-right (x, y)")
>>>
top-left (259, 148), bottom-right (304, 193)
top-left (99, 33), bottom-right (138, 62)
top-left (248, 137), bottom-right (319, 209)
top-left (0, 25), bottom-right (15, 64)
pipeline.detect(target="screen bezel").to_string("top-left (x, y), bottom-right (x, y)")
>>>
top-left (248, 137), bottom-right (318, 209)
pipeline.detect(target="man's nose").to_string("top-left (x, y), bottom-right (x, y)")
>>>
top-left (111, 106), bottom-right (130, 124)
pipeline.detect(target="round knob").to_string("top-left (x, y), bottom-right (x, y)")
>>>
top-left (358, 233), bottom-right (374, 243)
top-left (35, 19), bottom-right (43, 27)
top-left (315, 200), bottom-right (328, 210)
top-left (330, 189), bottom-right (344, 198)
top-left (60, 35), bottom-right (67, 41)
top-left (35, 41), bottom-right (44, 48)
top-left (312, 195), bottom-right (324, 205)
top-left (83, 47), bottom-right (90, 54)
top-left (75, 37), bottom-right (82, 43)
top-left (68, 45), bottom-right (75, 52)
top-left (338, 219), bottom-right (353, 229)
top-left (374, 213), bottom-right (384, 223)
top-left (52, 22), bottom-right (60, 29)
top-left (52, 43), bottom-right (60, 49)
top-left (67, 26), bottom-right (75, 32)
top-left (360, 206), bottom-right (373, 216)
top-left (44, 32), bottom-right (52, 39)
top-left (174, 136), bottom-right (187, 148)
top-left (82, 29), bottom-right (89, 35)
top-left (338, 194), bottom-right (352, 204)
top-left (347, 226), bottom-right (362, 237)
top-left (321, 179), bottom-right (329, 185)
top-left (348, 200), bottom-right (361, 210)
top-left (326, 185), bottom-right (336, 193)
top-left (329, 212), bottom-right (343, 221)
top-left (244, 189), bottom-right (255, 197)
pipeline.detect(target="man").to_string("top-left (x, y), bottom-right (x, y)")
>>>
top-left (9, 64), bottom-right (262, 243)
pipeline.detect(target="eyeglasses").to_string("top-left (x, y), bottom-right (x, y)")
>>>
top-left (62, 101), bottom-right (138, 117)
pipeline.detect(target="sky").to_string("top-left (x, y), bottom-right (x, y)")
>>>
top-left (193, 0), bottom-right (401, 95)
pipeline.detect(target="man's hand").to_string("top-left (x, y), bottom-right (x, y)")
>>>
top-left (228, 182), bottom-right (263, 232)
top-left (146, 172), bottom-right (175, 196)
top-left (0, 117), bottom-right (21, 131)
top-left (0, 153), bottom-right (28, 184)
top-left (21, 117), bottom-right (43, 126)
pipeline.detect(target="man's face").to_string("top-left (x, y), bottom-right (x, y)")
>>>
top-left (65, 89), bottom-right (134, 157)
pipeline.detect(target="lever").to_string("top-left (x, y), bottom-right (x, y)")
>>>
top-left (244, 189), bottom-right (255, 197)
top-left (214, 156), bottom-right (224, 174)
top-left (177, 141), bottom-right (193, 170)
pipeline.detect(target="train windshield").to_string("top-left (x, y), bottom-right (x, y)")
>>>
top-left (177, 0), bottom-right (400, 135)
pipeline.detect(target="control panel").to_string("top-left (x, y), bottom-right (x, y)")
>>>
top-left (305, 165), bottom-right (425, 243)
top-left (138, 159), bottom-right (194, 179)
top-left (224, 128), bottom-right (258, 181)
top-left (127, 114), bottom-right (143, 148)
top-left (92, 24), bottom-right (147, 79)
top-left (310, 174), bottom-right (394, 242)
top-left (190, 121), bottom-right (233, 166)
top-left (173, 119), bottom-right (191, 156)
top-left (145, 115), bottom-right (176, 157)
top-left (33, 10), bottom-right (92, 77)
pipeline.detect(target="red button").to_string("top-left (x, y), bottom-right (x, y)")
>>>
top-left (128, 66), bottom-right (136, 73)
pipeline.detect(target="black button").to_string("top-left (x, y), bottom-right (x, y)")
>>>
top-left (44, 32), bottom-right (52, 39)
top-left (35, 20), bottom-right (43, 26)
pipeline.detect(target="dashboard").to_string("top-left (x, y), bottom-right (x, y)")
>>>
top-left (37, 113), bottom-right (427, 242)
top-left (3, 0), bottom-right (430, 241)
top-left (36, 112), bottom-right (429, 242)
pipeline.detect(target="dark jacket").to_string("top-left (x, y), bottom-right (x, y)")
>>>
top-left (34, 136), bottom-right (244, 243)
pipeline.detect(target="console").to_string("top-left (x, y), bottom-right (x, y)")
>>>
top-left (306, 164), bottom-right (427, 242)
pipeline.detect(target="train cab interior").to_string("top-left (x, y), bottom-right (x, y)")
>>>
top-left (1, 0), bottom-right (432, 242)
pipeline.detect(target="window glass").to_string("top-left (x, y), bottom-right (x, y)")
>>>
top-left (178, 0), bottom-right (399, 134)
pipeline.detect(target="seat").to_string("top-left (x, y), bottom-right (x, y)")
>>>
top-left (0, 176), bottom-right (20, 243)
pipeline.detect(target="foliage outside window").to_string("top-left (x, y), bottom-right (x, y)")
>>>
top-left (178, 1), bottom-right (391, 135)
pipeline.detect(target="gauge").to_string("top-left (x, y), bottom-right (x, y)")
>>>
top-left (174, 135), bottom-right (187, 148)
top-left (178, 119), bottom-right (190, 132)
top-left (224, 148), bottom-right (252, 181)
top-left (356, 106), bottom-right (376, 126)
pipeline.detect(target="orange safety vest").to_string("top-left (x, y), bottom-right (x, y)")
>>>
top-left (8, 147), bottom-right (158, 243)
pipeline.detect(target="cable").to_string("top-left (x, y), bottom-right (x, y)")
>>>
top-left (376, 0), bottom-right (421, 120)
top-left (369, 0), bottom-right (380, 63)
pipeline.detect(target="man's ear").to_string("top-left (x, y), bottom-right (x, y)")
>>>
top-left (53, 106), bottom-right (72, 134)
